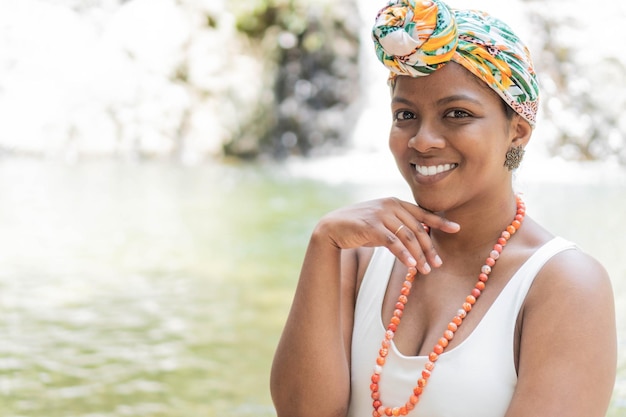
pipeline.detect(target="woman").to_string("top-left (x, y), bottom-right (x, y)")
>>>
top-left (270, 1), bottom-right (617, 416)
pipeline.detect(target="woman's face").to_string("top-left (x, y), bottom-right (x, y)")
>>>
top-left (388, 62), bottom-right (528, 212)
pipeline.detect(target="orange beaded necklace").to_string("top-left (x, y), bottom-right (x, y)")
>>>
top-left (370, 195), bottom-right (526, 417)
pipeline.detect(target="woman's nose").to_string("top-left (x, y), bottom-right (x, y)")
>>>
top-left (407, 122), bottom-right (446, 152)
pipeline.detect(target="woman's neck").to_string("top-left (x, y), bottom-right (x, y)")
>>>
top-left (430, 192), bottom-right (519, 258)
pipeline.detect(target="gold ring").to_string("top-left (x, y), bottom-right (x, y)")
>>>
top-left (394, 224), bottom-right (405, 236)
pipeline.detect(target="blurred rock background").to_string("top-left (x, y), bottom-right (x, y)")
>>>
top-left (0, 0), bottom-right (361, 162)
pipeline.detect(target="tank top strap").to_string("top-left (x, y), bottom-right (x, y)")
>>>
top-left (506, 236), bottom-right (577, 314)
top-left (354, 246), bottom-right (396, 324)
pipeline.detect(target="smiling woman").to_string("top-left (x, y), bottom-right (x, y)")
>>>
top-left (269, 1), bottom-right (617, 416)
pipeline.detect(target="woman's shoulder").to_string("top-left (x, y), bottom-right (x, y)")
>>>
top-left (521, 217), bottom-right (612, 309)
top-left (513, 216), bottom-right (611, 305)
top-left (535, 243), bottom-right (611, 297)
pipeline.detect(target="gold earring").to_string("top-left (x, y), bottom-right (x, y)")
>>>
top-left (504, 145), bottom-right (525, 170)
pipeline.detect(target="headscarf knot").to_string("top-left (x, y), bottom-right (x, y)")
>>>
top-left (372, 0), bottom-right (539, 126)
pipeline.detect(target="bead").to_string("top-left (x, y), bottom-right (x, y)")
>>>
top-left (370, 197), bottom-right (526, 414)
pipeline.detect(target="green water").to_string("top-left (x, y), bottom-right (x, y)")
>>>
top-left (0, 158), bottom-right (623, 416)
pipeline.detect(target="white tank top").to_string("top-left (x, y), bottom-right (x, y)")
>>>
top-left (348, 237), bottom-right (575, 417)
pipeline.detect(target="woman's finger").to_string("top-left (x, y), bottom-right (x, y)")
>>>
top-left (383, 218), bottom-right (432, 274)
top-left (387, 200), bottom-right (460, 273)
top-left (396, 220), bottom-right (437, 270)
top-left (400, 200), bottom-right (460, 233)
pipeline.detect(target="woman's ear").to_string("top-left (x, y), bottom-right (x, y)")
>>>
top-left (509, 115), bottom-right (532, 147)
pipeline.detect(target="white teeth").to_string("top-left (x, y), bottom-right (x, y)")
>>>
top-left (416, 163), bottom-right (457, 176)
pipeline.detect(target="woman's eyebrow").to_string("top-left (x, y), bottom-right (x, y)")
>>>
top-left (391, 94), bottom-right (483, 106)
top-left (390, 96), bottom-right (414, 106)
top-left (436, 94), bottom-right (482, 106)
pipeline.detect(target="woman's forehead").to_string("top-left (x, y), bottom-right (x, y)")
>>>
top-left (392, 64), bottom-right (491, 101)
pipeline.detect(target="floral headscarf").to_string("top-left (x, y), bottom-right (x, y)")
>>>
top-left (372, 0), bottom-right (539, 126)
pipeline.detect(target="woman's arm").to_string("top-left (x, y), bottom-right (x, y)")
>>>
top-left (269, 198), bottom-right (459, 417)
top-left (505, 249), bottom-right (617, 417)
top-left (269, 230), bottom-right (351, 417)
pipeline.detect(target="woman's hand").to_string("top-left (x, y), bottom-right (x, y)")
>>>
top-left (315, 197), bottom-right (460, 274)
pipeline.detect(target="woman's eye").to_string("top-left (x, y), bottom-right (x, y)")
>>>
top-left (394, 110), bottom-right (416, 120)
top-left (446, 109), bottom-right (471, 118)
